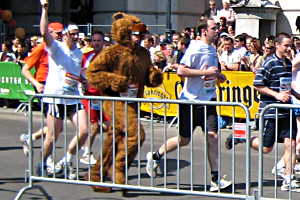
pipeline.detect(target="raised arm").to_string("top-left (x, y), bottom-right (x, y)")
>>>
top-left (40, 0), bottom-right (53, 46)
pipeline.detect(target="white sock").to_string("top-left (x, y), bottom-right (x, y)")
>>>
top-left (81, 146), bottom-right (90, 156)
top-left (60, 152), bottom-right (73, 164)
top-left (283, 175), bottom-right (292, 183)
top-left (276, 159), bottom-right (285, 169)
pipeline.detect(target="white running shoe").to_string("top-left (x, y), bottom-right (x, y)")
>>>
top-left (271, 166), bottom-right (285, 179)
top-left (281, 179), bottom-right (300, 192)
top-left (294, 163), bottom-right (300, 175)
top-left (210, 175), bottom-right (232, 192)
top-left (19, 133), bottom-right (30, 157)
top-left (146, 152), bottom-right (159, 178)
top-left (80, 153), bottom-right (97, 165)
top-left (54, 159), bottom-right (76, 179)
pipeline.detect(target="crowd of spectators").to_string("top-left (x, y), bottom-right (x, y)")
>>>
top-left (0, 0), bottom-right (299, 98)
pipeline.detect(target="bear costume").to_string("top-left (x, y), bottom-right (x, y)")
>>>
top-left (85, 12), bottom-right (163, 192)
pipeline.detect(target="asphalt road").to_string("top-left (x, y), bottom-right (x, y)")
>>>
top-left (0, 107), bottom-right (300, 200)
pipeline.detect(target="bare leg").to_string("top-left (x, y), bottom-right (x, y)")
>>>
top-left (283, 138), bottom-right (296, 176)
top-left (207, 132), bottom-right (218, 171)
top-left (43, 115), bottom-right (63, 162)
top-left (68, 109), bottom-right (88, 155)
top-left (158, 136), bottom-right (190, 155)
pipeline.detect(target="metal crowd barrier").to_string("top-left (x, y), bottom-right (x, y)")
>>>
top-left (258, 103), bottom-right (300, 200)
top-left (15, 94), bottom-right (253, 200)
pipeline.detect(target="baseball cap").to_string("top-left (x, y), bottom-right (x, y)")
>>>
top-left (67, 24), bottom-right (79, 32)
top-left (48, 22), bottom-right (64, 32)
top-left (222, 0), bottom-right (230, 3)
top-left (220, 32), bottom-right (229, 37)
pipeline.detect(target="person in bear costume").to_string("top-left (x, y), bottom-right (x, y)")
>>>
top-left (85, 12), bottom-right (163, 192)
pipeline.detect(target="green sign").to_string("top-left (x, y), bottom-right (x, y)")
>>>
top-left (0, 62), bottom-right (35, 101)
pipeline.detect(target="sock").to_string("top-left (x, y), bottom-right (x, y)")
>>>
top-left (61, 152), bottom-right (73, 164)
top-left (81, 146), bottom-right (89, 156)
top-left (46, 156), bottom-right (53, 165)
top-left (211, 171), bottom-right (219, 182)
top-left (283, 175), bottom-right (292, 183)
top-left (276, 159), bottom-right (285, 170)
top-left (152, 151), bottom-right (162, 161)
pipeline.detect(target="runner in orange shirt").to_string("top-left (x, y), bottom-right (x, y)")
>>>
top-left (20, 22), bottom-right (64, 157)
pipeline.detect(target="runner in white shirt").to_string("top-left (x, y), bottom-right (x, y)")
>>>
top-left (146, 17), bottom-right (232, 192)
top-left (37, 0), bottom-right (88, 179)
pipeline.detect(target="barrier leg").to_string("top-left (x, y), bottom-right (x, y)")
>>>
top-left (14, 185), bottom-right (52, 200)
top-left (168, 116), bottom-right (178, 128)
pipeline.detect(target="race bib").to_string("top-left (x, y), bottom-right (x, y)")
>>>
top-left (279, 77), bottom-right (292, 92)
top-left (203, 79), bottom-right (216, 94)
top-left (91, 100), bottom-right (101, 110)
top-left (63, 73), bottom-right (81, 95)
top-left (120, 84), bottom-right (139, 98)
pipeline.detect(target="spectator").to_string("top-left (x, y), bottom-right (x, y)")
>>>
top-left (217, 0), bottom-right (236, 24)
top-left (164, 43), bottom-right (177, 65)
top-left (176, 36), bottom-right (190, 64)
top-left (217, 17), bottom-right (228, 36)
top-left (234, 34), bottom-right (247, 57)
top-left (15, 42), bottom-right (29, 65)
top-left (293, 36), bottom-right (300, 54)
top-left (219, 36), bottom-right (241, 71)
top-left (172, 32), bottom-right (181, 49)
top-left (202, 0), bottom-right (218, 22)
top-left (0, 41), bottom-right (16, 62)
top-left (242, 38), bottom-right (263, 72)
top-left (11, 37), bottom-right (21, 53)
top-left (142, 34), bottom-right (156, 61)
top-left (227, 23), bottom-right (235, 37)
top-left (153, 50), bottom-right (167, 71)
top-left (262, 40), bottom-right (275, 60)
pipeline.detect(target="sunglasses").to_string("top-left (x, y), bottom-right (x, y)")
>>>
top-left (69, 32), bottom-right (79, 36)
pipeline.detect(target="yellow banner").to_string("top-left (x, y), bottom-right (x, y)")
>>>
top-left (141, 72), bottom-right (182, 116)
top-left (141, 71), bottom-right (259, 119)
top-left (216, 71), bottom-right (259, 119)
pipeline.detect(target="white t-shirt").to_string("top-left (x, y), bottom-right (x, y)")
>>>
top-left (292, 53), bottom-right (300, 104)
top-left (219, 49), bottom-right (242, 66)
top-left (44, 40), bottom-right (83, 104)
top-left (179, 40), bottom-right (218, 101)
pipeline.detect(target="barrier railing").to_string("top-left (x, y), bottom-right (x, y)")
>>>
top-left (258, 103), bottom-right (300, 200)
top-left (14, 94), bottom-right (253, 200)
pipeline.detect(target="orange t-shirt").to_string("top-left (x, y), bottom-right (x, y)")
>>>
top-left (24, 43), bottom-right (48, 83)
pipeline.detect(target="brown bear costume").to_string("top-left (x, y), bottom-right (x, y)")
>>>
top-left (85, 12), bottom-right (163, 192)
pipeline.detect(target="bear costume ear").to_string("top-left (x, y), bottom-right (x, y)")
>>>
top-left (113, 12), bottom-right (125, 21)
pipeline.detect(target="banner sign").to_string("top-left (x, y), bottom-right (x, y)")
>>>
top-left (216, 71), bottom-right (259, 119)
top-left (141, 71), bottom-right (259, 119)
top-left (141, 72), bottom-right (183, 116)
top-left (0, 62), bottom-right (35, 101)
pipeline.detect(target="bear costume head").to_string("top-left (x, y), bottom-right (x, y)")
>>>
top-left (111, 12), bottom-right (148, 46)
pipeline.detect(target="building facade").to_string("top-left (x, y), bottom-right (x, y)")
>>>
top-left (0, 0), bottom-right (299, 40)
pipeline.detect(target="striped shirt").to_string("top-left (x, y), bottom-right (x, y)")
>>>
top-left (254, 53), bottom-right (292, 118)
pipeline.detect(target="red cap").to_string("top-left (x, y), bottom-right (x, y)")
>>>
top-left (48, 22), bottom-right (64, 32)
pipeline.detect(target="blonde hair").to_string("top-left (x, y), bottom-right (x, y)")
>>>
top-left (153, 50), bottom-right (166, 62)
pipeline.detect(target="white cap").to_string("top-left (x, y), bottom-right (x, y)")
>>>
top-left (220, 32), bottom-right (229, 37)
top-left (67, 24), bottom-right (79, 32)
top-left (222, 0), bottom-right (230, 3)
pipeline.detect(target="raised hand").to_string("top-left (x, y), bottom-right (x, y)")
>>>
top-left (40, 0), bottom-right (48, 7)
